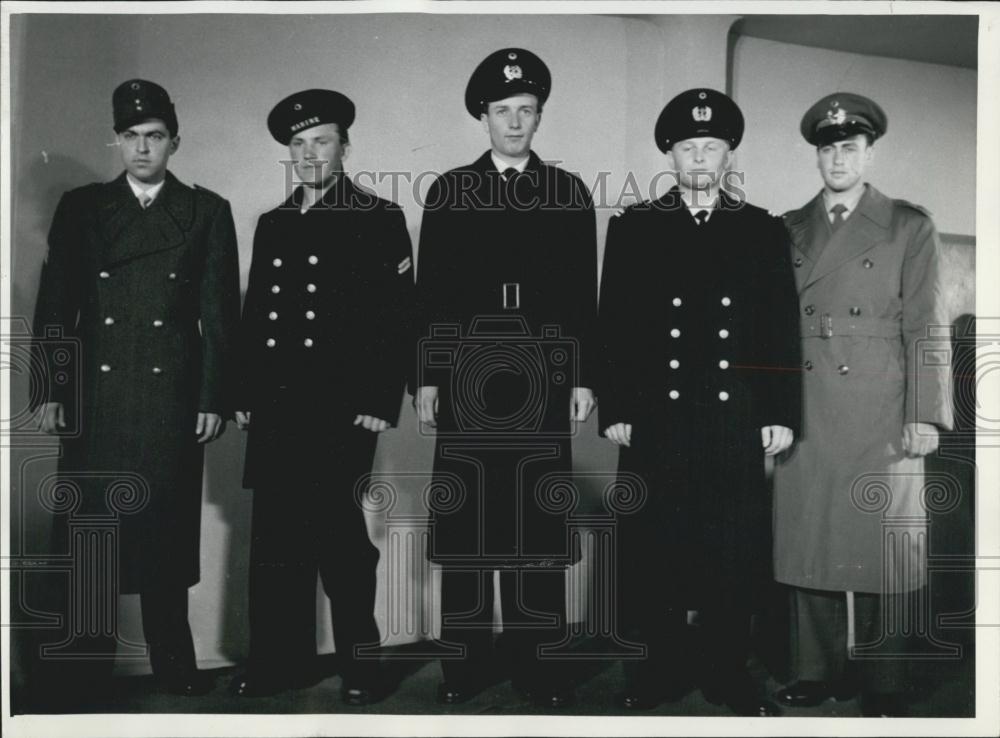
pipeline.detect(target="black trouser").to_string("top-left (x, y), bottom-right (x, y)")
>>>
top-left (246, 429), bottom-right (381, 686)
top-left (439, 567), bottom-right (569, 689)
top-left (790, 586), bottom-right (914, 695)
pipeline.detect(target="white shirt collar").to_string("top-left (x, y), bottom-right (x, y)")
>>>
top-left (681, 193), bottom-right (718, 223)
top-left (491, 152), bottom-right (529, 175)
top-left (126, 175), bottom-right (166, 204)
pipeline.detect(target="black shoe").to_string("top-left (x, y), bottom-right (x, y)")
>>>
top-left (529, 685), bottom-right (575, 709)
top-left (775, 679), bottom-right (857, 708)
top-left (162, 669), bottom-right (214, 697)
top-left (861, 693), bottom-right (908, 717)
top-left (342, 683), bottom-right (387, 706)
top-left (704, 682), bottom-right (782, 717)
top-left (617, 691), bottom-right (663, 711)
top-left (436, 680), bottom-right (487, 705)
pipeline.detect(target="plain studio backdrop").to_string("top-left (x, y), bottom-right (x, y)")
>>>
top-left (7, 12), bottom-right (976, 675)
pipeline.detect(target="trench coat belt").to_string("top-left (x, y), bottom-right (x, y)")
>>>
top-left (801, 315), bottom-right (900, 339)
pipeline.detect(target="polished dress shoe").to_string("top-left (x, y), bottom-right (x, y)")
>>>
top-left (617, 691), bottom-right (664, 711)
top-left (704, 683), bottom-right (782, 717)
top-left (529, 685), bottom-right (575, 709)
top-left (775, 680), bottom-right (857, 708)
top-left (861, 693), bottom-right (908, 717)
top-left (162, 669), bottom-right (214, 697)
top-left (342, 683), bottom-right (387, 706)
top-left (436, 680), bottom-right (487, 705)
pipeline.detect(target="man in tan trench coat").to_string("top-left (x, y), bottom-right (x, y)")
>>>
top-left (771, 92), bottom-right (953, 717)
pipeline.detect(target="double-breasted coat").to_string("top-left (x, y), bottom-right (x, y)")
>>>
top-left (597, 188), bottom-right (801, 606)
top-left (238, 176), bottom-right (415, 488)
top-left (772, 185), bottom-right (953, 594)
top-left (31, 171), bottom-right (241, 592)
top-left (415, 151), bottom-right (598, 567)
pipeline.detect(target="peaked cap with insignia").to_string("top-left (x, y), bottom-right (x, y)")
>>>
top-left (113, 79), bottom-right (178, 136)
top-left (800, 92), bottom-right (887, 146)
top-left (654, 88), bottom-right (744, 153)
top-left (464, 48), bottom-right (551, 118)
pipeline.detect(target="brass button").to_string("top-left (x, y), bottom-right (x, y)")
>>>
top-left (308, 255), bottom-right (319, 265)
top-left (272, 258), bottom-right (283, 267)
top-left (718, 329), bottom-right (730, 339)
top-left (718, 391), bottom-right (730, 402)
top-left (104, 317), bottom-right (115, 325)
top-left (266, 338), bottom-right (276, 348)
top-left (100, 364), bottom-right (111, 372)
top-left (804, 305), bottom-right (815, 316)
top-left (268, 312), bottom-right (278, 320)
top-left (804, 360), bottom-right (813, 370)
top-left (672, 297), bottom-right (682, 307)
top-left (271, 285), bottom-right (280, 294)
top-left (306, 283), bottom-right (317, 293)
top-left (838, 364), bottom-right (849, 375)
top-left (99, 270), bottom-right (110, 279)
top-left (863, 259), bottom-right (874, 269)
top-left (669, 390), bottom-right (680, 400)
top-left (721, 296), bottom-right (732, 307)
top-left (152, 367), bottom-right (162, 375)
top-left (850, 306), bottom-right (861, 316)
top-left (168, 272), bottom-right (177, 280)
top-left (670, 328), bottom-right (681, 338)
top-left (669, 359), bottom-right (680, 369)
top-left (152, 319), bottom-right (164, 327)
top-left (793, 257), bottom-right (803, 268)
top-left (305, 310), bottom-right (316, 320)
top-left (719, 359), bottom-right (729, 369)
top-left (304, 338), bottom-right (314, 348)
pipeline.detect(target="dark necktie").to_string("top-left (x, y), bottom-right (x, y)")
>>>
top-left (694, 209), bottom-right (709, 226)
top-left (830, 203), bottom-right (848, 232)
top-left (502, 167), bottom-right (519, 182)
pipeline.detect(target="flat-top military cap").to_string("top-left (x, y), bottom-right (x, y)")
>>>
top-left (113, 79), bottom-right (178, 136)
top-left (464, 48), bottom-right (551, 118)
top-left (267, 89), bottom-right (355, 145)
top-left (800, 92), bottom-right (887, 146)
top-left (655, 88), bottom-right (744, 153)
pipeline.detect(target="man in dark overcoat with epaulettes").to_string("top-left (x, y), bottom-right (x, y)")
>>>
top-left (31, 79), bottom-right (240, 703)
top-left (413, 48), bottom-right (598, 708)
top-left (597, 89), bottom-right (801, 716)
top-left (232, 89), bottom-right (414, 705)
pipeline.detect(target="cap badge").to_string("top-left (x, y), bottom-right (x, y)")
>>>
top-left (293, 103), bottom-right (303, 111)
top-left (698, 91), bottom-right (707, 100)
top-left (131, 82), bottom-right (140, 91)
top-left (503, 65), bottom-right (523, 82)
top-left (508, 52), bottom-right (518, 60)
top-left (826, 108), bottom-right (847, 125)
top-left (692, 105), bottom-right (713, 122)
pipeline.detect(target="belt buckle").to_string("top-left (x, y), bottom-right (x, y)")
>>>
top-left (821, 313), bottom-right (833, 339)
top-left (502, 282), bottom-right (520, 310)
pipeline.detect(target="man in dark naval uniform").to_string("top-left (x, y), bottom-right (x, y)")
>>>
top-left (232, 89), bottom-right (414, 705)
top-left (413, 48), bottom-right (597, 708)
top-left (32, 79), bottom-right (240, 702)
top-left (597, 89), bottom-right (801, 715)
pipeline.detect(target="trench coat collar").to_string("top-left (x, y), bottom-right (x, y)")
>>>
top-left (99, 170), bottom-right (194, 266)
top-left (788, 184), bottom-right (890, 291)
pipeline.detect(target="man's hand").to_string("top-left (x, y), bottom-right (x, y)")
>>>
top-left (38, 402), bottom-right (66, 434)
top-left (571, 387), bottom-right (596, 422)
top-left (903, 422), bottom-right (939, 458)
top-left (604, 422), bottom-right (632, 447)
top-left (196, 412), bottom-right (225, 443)
top-left (415, 386), bottom-right (439, 427)
top-left (761, 425), bottom-right (794, 456)
top-left (235, 411), bottom-right (251, 430)
top-left (354, 415), bottom-right (391, 433)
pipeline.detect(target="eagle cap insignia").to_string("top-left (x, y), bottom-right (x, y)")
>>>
top-left (826, 108), bottom-right (847, 125)
top-left (692, 105), bottom-right (713, 122)
top-left (503, 65), bottom-right (523, 81)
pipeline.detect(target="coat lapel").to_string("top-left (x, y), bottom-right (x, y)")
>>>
top-left (99, 171), bottom-right (194, 267)
top-left (799, 185), bottom-right (890, 291)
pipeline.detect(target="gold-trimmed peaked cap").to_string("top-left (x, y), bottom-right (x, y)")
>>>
top-left (112, 79), bottom-right (178, 137)
top-left (654, 88), bottom-right (744, 153)
top-left (465, 48), bottom-right (551, 118)
top-left (267, 89), bottom-right (355, 145)
top-left (800, 92), bottom-right (887, 146)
